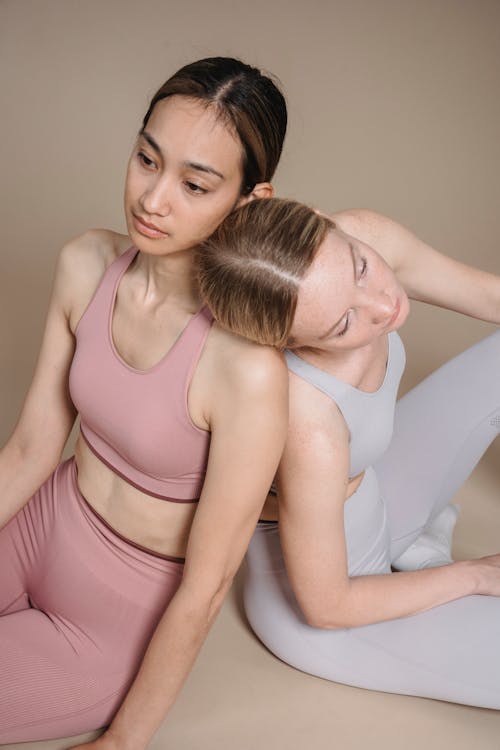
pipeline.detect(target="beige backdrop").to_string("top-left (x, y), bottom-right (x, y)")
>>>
top-left (1, 0), bottom-right (500, 435)
top-left (1, 1), bottom-right (500, 748)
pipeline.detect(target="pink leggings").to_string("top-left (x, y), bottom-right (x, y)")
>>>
top-left (0, 457), bottom-right (184, 743)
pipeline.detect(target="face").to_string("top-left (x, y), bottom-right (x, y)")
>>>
top-left (290, 228), bottom-right (410, 351)
top-left (124, 95), bottom-right (249, 256)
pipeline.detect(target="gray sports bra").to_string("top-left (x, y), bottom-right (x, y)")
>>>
top-left (285, 332), bottom-right (406, 478)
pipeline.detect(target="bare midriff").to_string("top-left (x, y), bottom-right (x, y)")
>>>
top-left (75, 433), bottom-right (364, 551)
top-left (74, 436), bottom-right (198, 558)
top-left (258, 469), bottom-right (366, 522)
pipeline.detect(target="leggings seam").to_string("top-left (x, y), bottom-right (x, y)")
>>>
top-left (348, 621), bottom-right (500, 696)
top-left (0, 590), bottom-right (29, 617)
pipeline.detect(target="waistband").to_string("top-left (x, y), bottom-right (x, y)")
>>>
top-left (70, 458), bottom-right (186, 565)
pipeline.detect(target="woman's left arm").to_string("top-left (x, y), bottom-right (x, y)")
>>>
top-left (70, 340), bottom-right (288, 750)
top-left (333, 208), bottom-right (500, 323)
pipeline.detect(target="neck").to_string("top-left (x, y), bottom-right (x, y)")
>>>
top-left (133, 246), bottom-right (202, 312)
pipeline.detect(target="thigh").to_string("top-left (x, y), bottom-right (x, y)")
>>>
top-left (0, 515), bottom-right (31, 615)
top-left (28, 458), bottom-right (185, 674)
top-left (374, 330), bottom-right (500, 557)
top-left (245, 524), bottom-right (500, 709)
top-left (0, 468), bottom-right (58, 615)
top-left (0, 458), bottom-right (185, 743)
top-left (0, 607), bottom-right (128, 743)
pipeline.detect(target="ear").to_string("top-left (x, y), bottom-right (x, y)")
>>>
top-left (236, 181), bottom-right (274, 207)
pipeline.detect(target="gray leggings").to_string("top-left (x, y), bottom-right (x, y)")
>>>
top-left (244, 330), bottom-right (500, 708)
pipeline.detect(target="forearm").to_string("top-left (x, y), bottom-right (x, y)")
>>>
top-left (313, 561), bottom-right (477, 629)
top-left (0, 441), bottom-right (59, 529)
top-left (105, 584), bottom-right (227, 750)
top-left (333, 208), bottom-right (500, 324)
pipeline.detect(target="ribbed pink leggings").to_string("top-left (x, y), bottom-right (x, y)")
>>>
top-left (0, 458), bottom-right (184, 743)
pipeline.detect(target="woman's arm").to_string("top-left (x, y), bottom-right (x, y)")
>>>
top-left (277, 374), bottom-right (500, 630)
top-left (89, 338), bottom-right (289, 750)
top-left (332, 208), bottom-right (500, 323)
top-left (0, 239), bottom-right (85, 528)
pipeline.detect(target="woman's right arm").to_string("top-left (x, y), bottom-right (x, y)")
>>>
top-left (0, 238), bottom-right (89, 528)
top-left (277, 374), bottom-right (500, 630)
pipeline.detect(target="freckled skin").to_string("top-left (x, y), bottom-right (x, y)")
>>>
top-left (291, 228), bottom-right (410, 354)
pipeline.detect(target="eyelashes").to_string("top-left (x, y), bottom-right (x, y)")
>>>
top-left (139, 151), bottom-right (153, 166)
top-left (337, 256), bottom-right (368, 337)
top-left (337, 312), bottom-right (350, 337)
top-left (184, 181), bottom-right (207, 195)
top-left (136, 151), bottom-right (208, 195)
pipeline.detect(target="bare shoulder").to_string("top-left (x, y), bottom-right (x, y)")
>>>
top-left (58, 228), bottom-right (131, 281)
top-left (330, 207), bottom-right (390, 237)
top-left (208, 323), bottom-right (288, 395)
top-left (278, 369), bottom-right (350, 504)
top-left (330, 208), bottom-right (407, 268)
top-left (287, 370), bottom-right (349, 448)
top-left (55, 229), bottom-right (132, 332)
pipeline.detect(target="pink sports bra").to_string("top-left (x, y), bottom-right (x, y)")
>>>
top-left (69, 246), bottom-right (213, 502)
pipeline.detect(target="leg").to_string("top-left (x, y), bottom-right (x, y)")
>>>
top-left (374, 329), bottom-right (500, 559)
top-left (0, 458), bottom-right (184, 743)
top-left (0, 608), bottom-right (131, 742)
top-left (0, 498), bottom-right (35, 616)
top-left (243, 332), bottom-right (500, 705)
top-left (245, 522), bottom-right (500, 708)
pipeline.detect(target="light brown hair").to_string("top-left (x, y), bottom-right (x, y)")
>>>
top-left (141, 57), bottom-right (287, 194)
top-left (197, 198), bottom-right (335, 347)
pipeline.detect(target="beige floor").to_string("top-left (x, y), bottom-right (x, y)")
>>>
top-left (3, 452), bottom-right (500, 750)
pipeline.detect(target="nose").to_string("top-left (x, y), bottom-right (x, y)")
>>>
top-left (140, 177), bottom-right (172, 217)
top-left (367, 291), bottom-right (395, 325)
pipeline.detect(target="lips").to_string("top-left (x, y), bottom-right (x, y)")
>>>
top-left (132, 213), bottom-right (168, 238)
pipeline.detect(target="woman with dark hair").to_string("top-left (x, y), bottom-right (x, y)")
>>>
top-left (198, 197), bottom-right (500, 708)
top-left (0, 59), bottom-right (289, 746)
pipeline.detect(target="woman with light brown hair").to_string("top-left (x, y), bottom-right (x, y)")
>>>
top-left (198, 197), bottom-right (500, 707)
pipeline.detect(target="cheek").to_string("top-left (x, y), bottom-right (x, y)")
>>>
top-left (189, 195), bottom-right (240, 237)
top-left (380, 260), bottom-right (399, 291)
top-left (124, 163), bottom-right (140, 205)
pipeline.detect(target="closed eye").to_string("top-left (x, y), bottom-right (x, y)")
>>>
top-left (337, 257), bottom-right (367, 337)
top-left (337, 312), bottom-right (351, 337)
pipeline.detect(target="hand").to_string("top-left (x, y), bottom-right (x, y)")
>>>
top-left (67, 741), bottom-right (108, 750)
top-left (67, 734), bottom-right (126, 750)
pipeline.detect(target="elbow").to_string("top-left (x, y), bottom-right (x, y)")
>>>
top-left (302, 609), bottom-right (347, 630)
top-left (206, 574), bottom-right (234, 622)
top-left (300, 602), bottom-right (347, 631)
top-left (3, 438), bottom-right (55, 478)
top-left (18, 440), bottom-right (61, 478)
top-left (10, 427), bottom-right (66, 473)
top-left (300, 590), bottom-right (357, 630)
top-left (179, 572), bottom-right (235, 628)
top-left (302, 611), bottom-right (332, 629)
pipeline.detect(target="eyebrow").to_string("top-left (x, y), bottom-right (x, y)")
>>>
top-left (318, 242), bottom-right (357, 340)
top-left (139, 130), bottom-right (225, 180)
